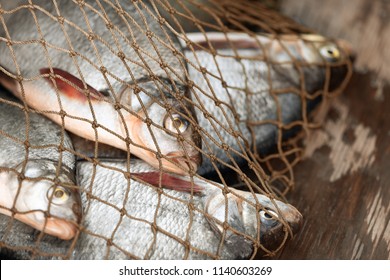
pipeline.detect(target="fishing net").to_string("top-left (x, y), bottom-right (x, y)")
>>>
top-left (0, 0), bottom-right (353, 260)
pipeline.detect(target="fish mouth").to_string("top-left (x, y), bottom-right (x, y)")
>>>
top-left (283, 206), bottom-right (303, 235)
top-left (14, 213), bottom-right (79, 240)
top-left (165, 152), bottom-right (202, 175)
top-left (335, 38), bottom-right (356, 62)
top-left (43, 217), bottom-right (79, 240)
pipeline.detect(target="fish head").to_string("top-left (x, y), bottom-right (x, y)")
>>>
top-left (205, 187), bottom-right (302, 258)
top-left (10, 160), bottom-right (82, 240)
top-left (266, 33), bottom-right (353, 95)
top-left (119, 79), bottom-right (202, 175)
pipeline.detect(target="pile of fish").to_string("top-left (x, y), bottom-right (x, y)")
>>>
top-left (0, 0), bottom-right (352, 259)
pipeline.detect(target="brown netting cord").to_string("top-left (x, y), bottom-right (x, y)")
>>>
top-left (0, 0), bottom-right (353, 260)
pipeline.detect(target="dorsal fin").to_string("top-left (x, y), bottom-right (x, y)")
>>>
top-left (132, 172), bottom-right (204, 194)
top-left (40, 68), bottom-right (106, 101)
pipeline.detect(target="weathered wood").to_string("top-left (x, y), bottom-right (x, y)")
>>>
top-left (280, 0), bottom-right (390, 83)
top-left (279, 72), bottom-right (390, 259)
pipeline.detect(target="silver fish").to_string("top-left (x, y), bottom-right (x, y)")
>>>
top-left (0, 87), bottom-right (82, 240)
top-left (179, 32), bottom-right (352, 174)
top-left (73, 159), bottom-right (302, 259)
top-left (0, 0), bottom-right (201, 175)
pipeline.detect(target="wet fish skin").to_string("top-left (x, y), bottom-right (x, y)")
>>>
top-left (180, 32), bottom-right (352, 174)
top-left (0, 87), bottom-right (81, 240)
top-left (73, 158), bottom-right (302, 259)
top-left (0, 0), bottom-right (201, 175)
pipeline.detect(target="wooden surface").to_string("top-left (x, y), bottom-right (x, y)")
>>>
top-left (278, 72), bottom-right (390, 259)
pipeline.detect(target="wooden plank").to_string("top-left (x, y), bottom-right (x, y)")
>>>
top-left (278, 72), bottom-right (390, 259)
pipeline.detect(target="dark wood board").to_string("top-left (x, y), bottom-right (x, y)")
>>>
top-left (278, 72), bottom-right (390, 259)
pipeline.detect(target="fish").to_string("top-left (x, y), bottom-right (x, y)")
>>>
top-left (73, 158), bottom-right (302, 259)
top-left (0, 0), bottom-right (201, 176)
top-left (0, 87), bottom-right (82, 240)
top-left (178, 32), bottom-right (353, 175)
top-left (0, 153), bottom-right (302, 259)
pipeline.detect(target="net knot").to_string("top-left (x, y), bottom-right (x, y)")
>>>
top-left (18, 172), bottom-right (25, 181)
top-left (144, 117), bottom-right (152, 127)
top-left (24, 140), bottom-right (30, 149)
top-left (106, 21), bottom-right (114, 29)
top-left (69, 50), bottom-right (77, 57)
top-left (221, 143), bottom-right (229, 151)
top-left (208, 153), bottom-right (217, 162)
top-left (120, 208), bottom-right (127, 216)
top-left (114, 102), bottom-right (121, 111)
top-left (187, 80), bottom-right (194, 88)
top-left (132, 41), bottom-right (140, 51)
top-left (133, 85), bottom-right (141, 94)
top-left (92, 158), bottom-right (99, 166)
top-left (125, 137), bottom-right (132, 145)
top-left (176, 134), bottom-right (184, 142)
top-left (145, 30), bottom-right (153, 39)
top-left (76, 0), bottom-right (85, 7)
top-left (171, 49), bottom-right (179, 56)
top-left (159, 61), bottom-right (168, 69)
top-left (117, 51), bottom-right (126, 60)
top-left (157, 17), bottom-right (166, 26)
top-left (91, 121), bottom-right (99, 129)
top-left (57, 16), bottom-right (65, 24)
top-left (100, 66), bottom-right (107, 74)
top-left (59, 110), bottom-right (67, 118)
top-left (57, 145), bottom-right (65, 153)
top-left (87, 32), bottom-right (96, 41)
top-left (39, 39), bottom-right (46, 47)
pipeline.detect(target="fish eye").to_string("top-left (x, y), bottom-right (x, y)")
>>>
top-left (47, 186), bottom-right (70, 204)
top-left (260, 209), bottom-right (279, 222)
top-left (319, 43), bottom-right (341, 62)
top-left (164, 113), bottom-right (189, 134)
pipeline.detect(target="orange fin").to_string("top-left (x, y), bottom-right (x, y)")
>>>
top-left (40, 68), bottom-right (105, 101)
top-left (132, 172), bottom-right (204, 194)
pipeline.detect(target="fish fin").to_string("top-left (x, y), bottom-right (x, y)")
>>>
top-left (39, 68), bottom-right (106, 101)
top-left (183, 32), bottom-right (260, 51)
top-left (132, 172), bottom-right (204, 194)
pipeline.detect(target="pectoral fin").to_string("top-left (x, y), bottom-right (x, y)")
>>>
top-left (40, 68), bottom-right (106, 102)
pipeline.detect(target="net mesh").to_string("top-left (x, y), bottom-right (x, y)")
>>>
top-left (0, 0), bottom-right (353, 260)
